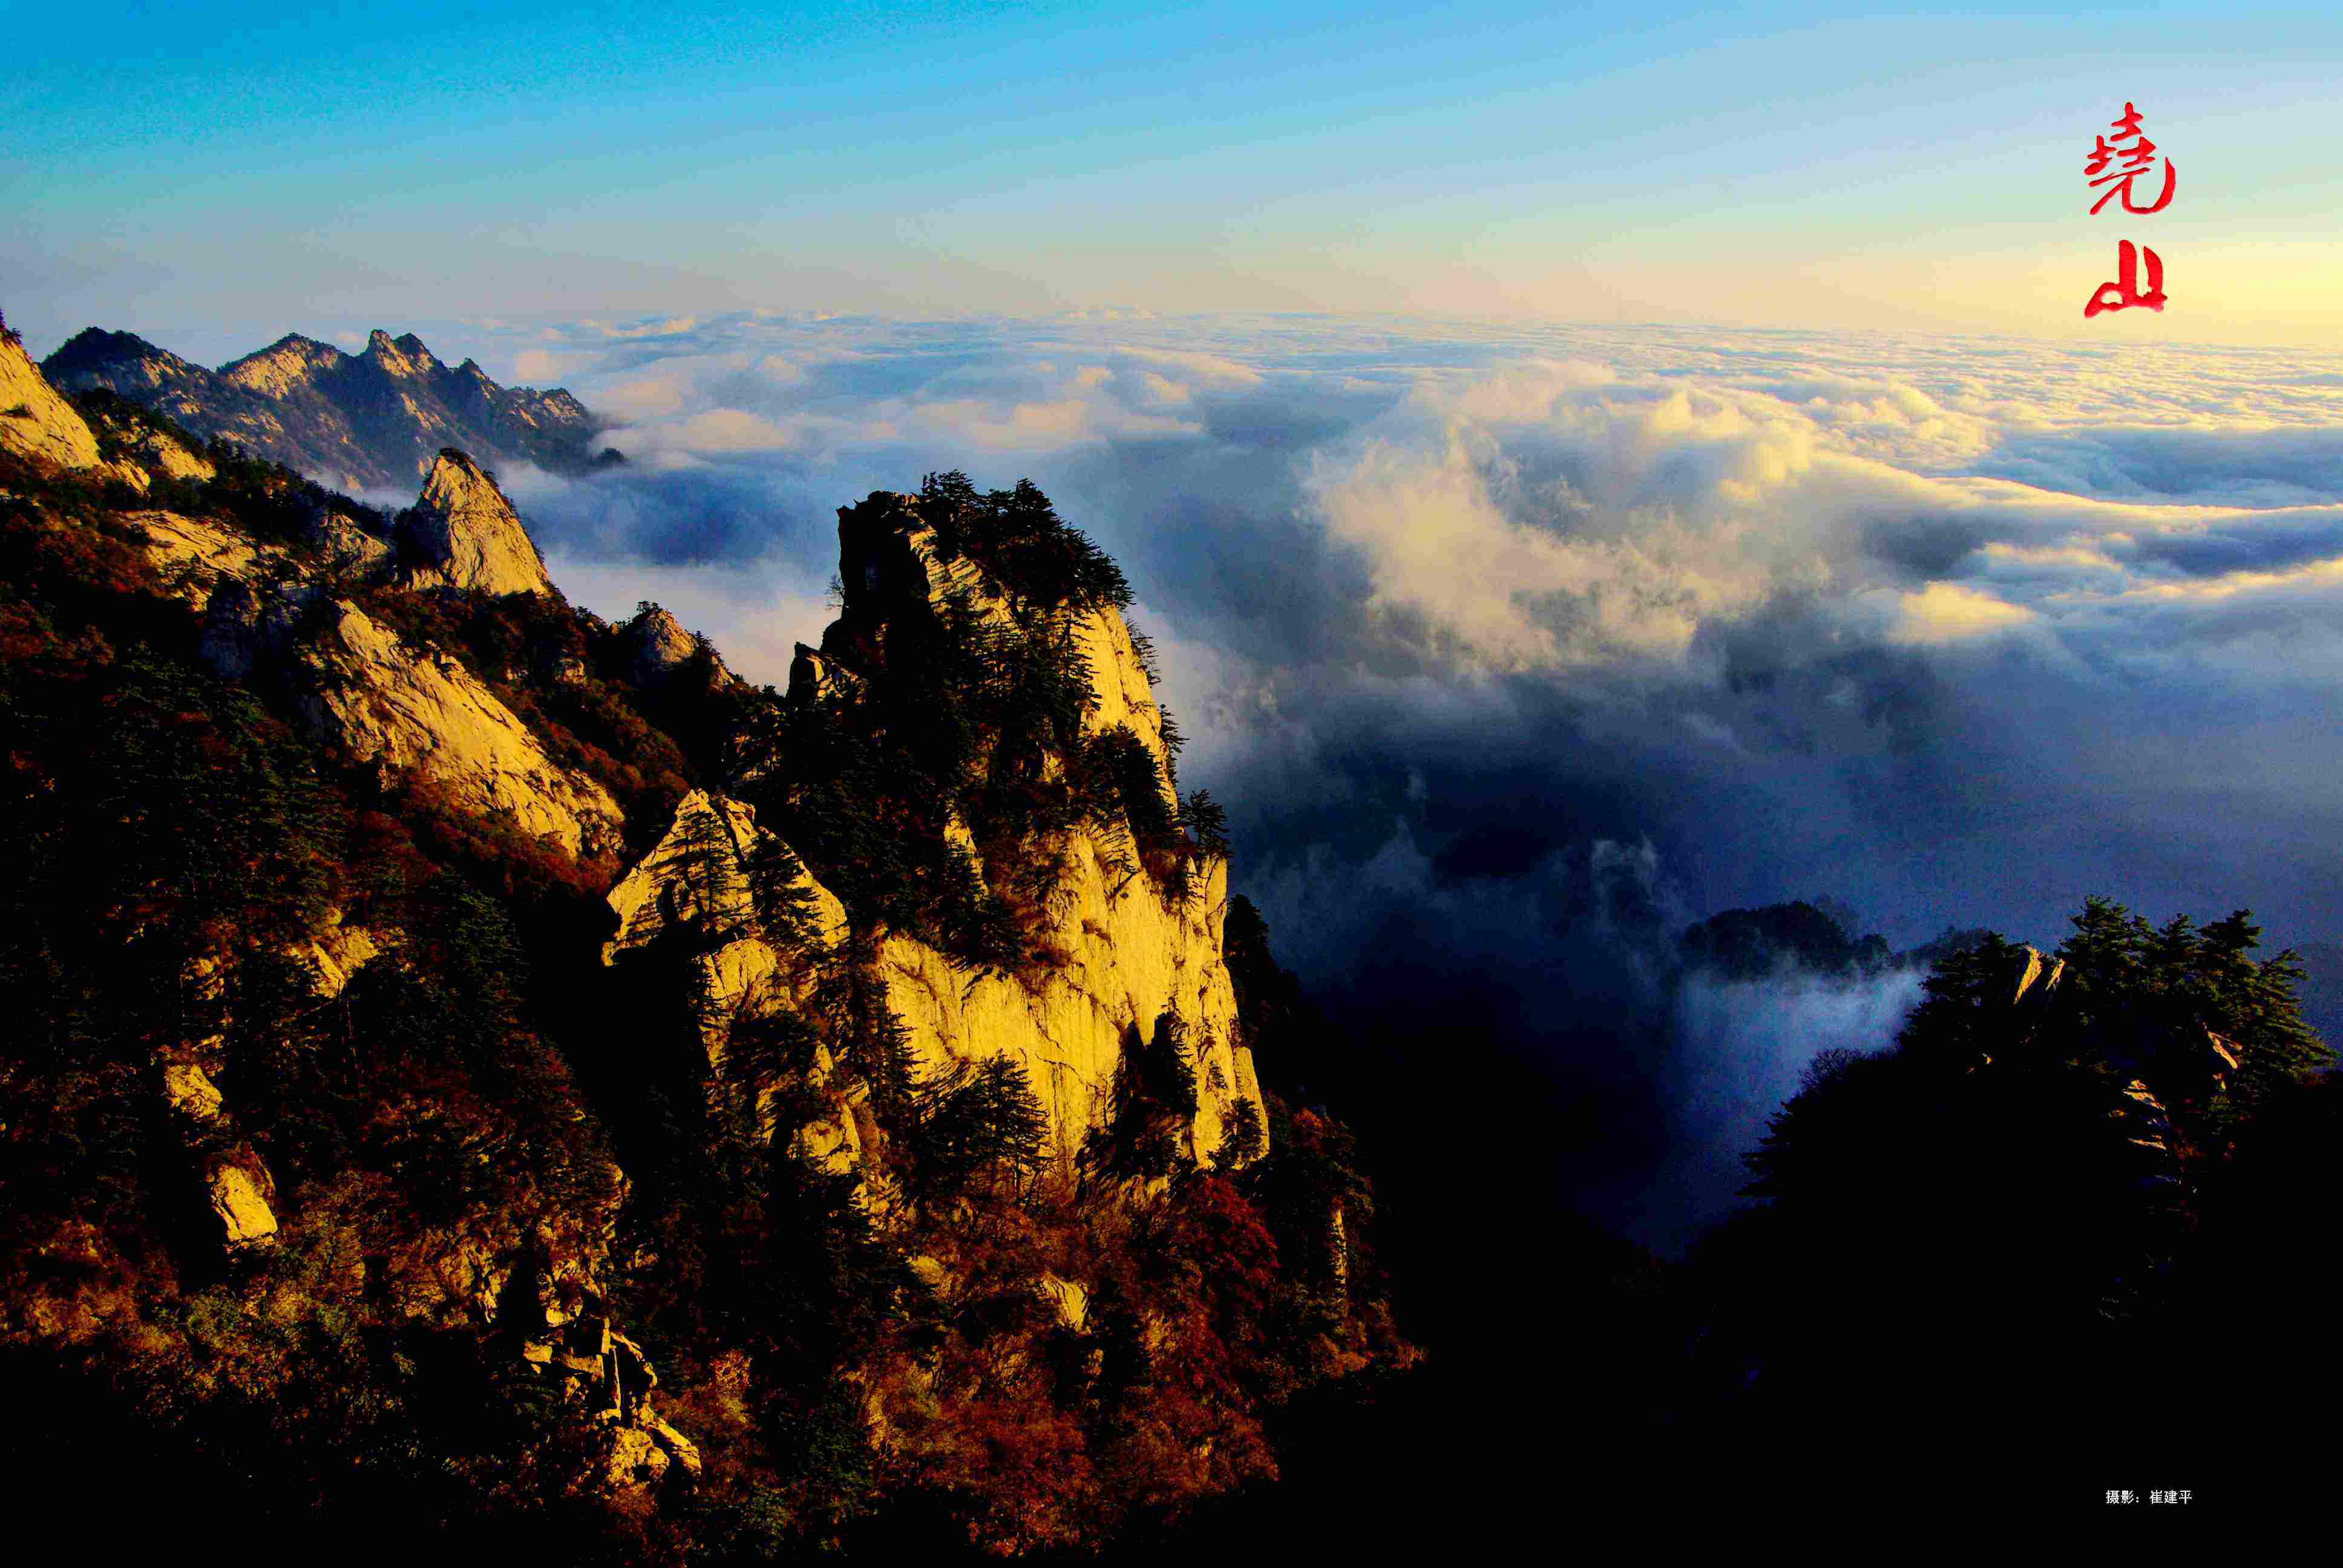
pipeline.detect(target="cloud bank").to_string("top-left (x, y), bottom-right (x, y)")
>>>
top-left (460, 310), bottom-right (2343, 1246)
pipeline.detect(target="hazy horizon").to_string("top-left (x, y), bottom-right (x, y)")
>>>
top-left (13, 2), bottom-right (2343, 348)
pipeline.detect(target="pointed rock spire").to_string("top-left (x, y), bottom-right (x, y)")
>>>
top-left (397, 448), bottom-right (554, 597)
top-left (362, 328), bottom-right (439, 379)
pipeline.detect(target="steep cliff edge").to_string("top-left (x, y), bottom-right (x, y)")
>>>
top-left (1, 315), bottom-right (102, 471)
top-left (1, 338), bottom-right (1404, 1558)
top-left (602, 491), bottom-right (1266, 1186)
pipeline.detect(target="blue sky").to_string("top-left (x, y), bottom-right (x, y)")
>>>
top-left (8, 3), bottom-right (2342, 354)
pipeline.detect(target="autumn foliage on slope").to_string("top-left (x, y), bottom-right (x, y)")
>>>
top-left (0, 418), bottom-right (1414, 1558)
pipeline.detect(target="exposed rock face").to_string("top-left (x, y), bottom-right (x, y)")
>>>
top-left (829, 493), bottom-right (1179, 800)
top-left (829, 495), bottom-right (1259, 1165)
top-left (1035, 1272), bottom-right (1089, 1333)
top-left (602, 496), bottom-right (1268, 1177)
top-left (620, 603), bottom-right (735, 690)
top-left (300, 911), bottom-right (381, 999)
top-left (0, 322), bottom-right (101, 472)
top-left (160, 1062), bottom-right (225, 1122)
top-left (199, 576), bottom-right (622, 854)
top-left (605, 789), bottom-right (845, 964)
top-left (510, 1304), bottom-right (700, 1490)
top-left (133, 511), bottom-right (264, 611)
top-left (2008, 946), bottom-right (2065, 1009)
top-left (604, 790), bottom-right (864, 1174)
top-left (876, 838), bottom-right (1258, 1168)
top-left (206, 1161), bottom-right (278, 1248)
top-left (398, 450), bottom-right (555, 598)
top-left (44, 325), bottom-right (609, 491)
top-left (218, 331), bottom-right (346, 400)
top-left (309, 508), bottom-right (393, 578)
top-left (119, 448), bottom-right (624, 859)
top-left (278, 596), bottom-right (622, 856)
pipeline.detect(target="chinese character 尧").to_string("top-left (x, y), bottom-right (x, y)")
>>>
top-left (2088, 101), bottom-right (2175, 215)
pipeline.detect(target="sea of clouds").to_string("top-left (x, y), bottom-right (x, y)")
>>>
top-left (437, 309), bottom-right (2343, 1245)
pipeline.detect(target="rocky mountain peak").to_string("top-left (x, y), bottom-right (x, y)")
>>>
top-left (824, 490), bottom-right (1178, 798)
top-left (620, 603), bottom-right (732, 689)
top-left (45, 322), bottom-right (609, 490)
top-left (363, 327), bottom-right (440, 378)
top-left (42, 327), bottom-right (182, 385)
top-left (220, 333), bottom-right (343, 397)
top-left (397, 448), bottom-right (554, 598)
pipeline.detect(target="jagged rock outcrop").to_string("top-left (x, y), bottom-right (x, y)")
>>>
top-left (160, 1062), bottom-right (226, 1122)
top-left (44, 324), bottom-right (610, 491)
top-left (100, 442), bottom-right (625, 857)
top-left (828, 492), bottom-right (1179, 800)
top-left (1, 320), bottom-right (101, 472)
top-left (831, 494), bottom-right (1259, 1166)
top-left (309, 507), bottom-right (393, 578)
top-left (268, 593), bottom-right (621, 855)
top-left (509, 1298), bottom-right (701, 1491)
top-left (205, 1159), bottom-right (279, 1249)
top-left (874, 837), bottom-right (1258, 1167)
top-left (620, 603), bottom-right (735, 690)
top-left (603, 790), bottom-right (868, 1175)
top-left (398, 449), bottom-right (556, 597)
top-left (134, 511), bottom-right (266, 610)
top-left (603, 496), bottom-right (1268, 1178)
top-left (2008, 945), bottom-right (2065, 1009)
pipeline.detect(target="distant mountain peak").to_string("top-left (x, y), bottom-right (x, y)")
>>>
top-left (221, 333), bottom-right (344, 397)
top-left (44, 321), bottom-right (608, 491)
top-left (361, 328), bottom-right (439, 377)
top-left (45, 326), bottom-right (191, 378)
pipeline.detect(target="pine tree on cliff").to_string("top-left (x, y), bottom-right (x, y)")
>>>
top-left (903, 1054), bottom-right (1050, 1203)
top-left (1731, 893), bottom-right (2335, 1459)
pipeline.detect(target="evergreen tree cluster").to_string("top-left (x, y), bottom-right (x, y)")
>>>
top-left (912, 470), bottom-right (1134, 613)
top-left (734, 477), bottom-right (1227, 975)
top-left (1699, 895), bottom-right (2339, 1481)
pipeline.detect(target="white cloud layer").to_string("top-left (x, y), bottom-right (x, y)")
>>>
top-left (450, 309), bottom-right (2343, 1246)
top-left (467, 314), bottom-right (2343, 946)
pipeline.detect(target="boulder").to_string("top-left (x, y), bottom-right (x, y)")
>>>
top-left (160, 1062), bottom-right (224, 1122)
top-left (603, 1426), bottom-right (670, 1491)
top-left (206, 1161), bottom-right (278, 1248)
top-left (649, 1419), bottom-right (703, 1478)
